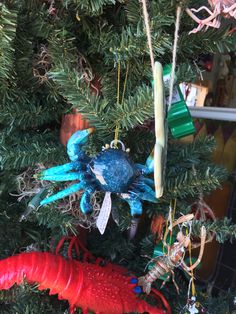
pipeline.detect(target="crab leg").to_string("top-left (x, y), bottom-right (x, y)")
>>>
top-left (40, 173), bottom-right (83, 181)
top-left (80, 186), bottom-right (96, 214)
top-left (40, 162), bottom-right (77, 176)
top-left (134, 150), bottom-right (154, 175)
top-left (137, 191), bottom-right (157, 203)
top-left (141, 177), bottom-right (155, 186)
top-left (120, 194), bottom-right (142, 216)
top-left (67, 128), bottom-right (94, 162)
top-left (144, 149), bottom-right (154, 174)
top-left (131, 182), bottom-right (157, 203)
top-left (40, 182), bottom-right (85, 206)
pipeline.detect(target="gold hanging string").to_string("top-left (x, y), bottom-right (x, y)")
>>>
top-left (121, 61), bottom-right (129, 104)
top-left (187, 228), bottom-right (196, 297)
top-left (114, 61), bottom-right (129, 147)
top-left (116, 61), bottom-right (121, 105)
top-left (114, 124), bottom-right (120, 147)
top-left (189, 240), bottom-right (196, 296)
top-left (114, 61), bottom-right (121, 147)
top-left (163, 216), bottom-right (169, 254)
top-left (169, 198), bottom-right (177, 245)
top-left (163, 199), bottom-right (177, 253)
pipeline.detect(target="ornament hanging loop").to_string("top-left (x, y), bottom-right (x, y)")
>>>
top-left (110, 140), bottom-right (126, 151)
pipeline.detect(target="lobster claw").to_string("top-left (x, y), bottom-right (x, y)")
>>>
top-left (130, 278), bottom-right (143, 294)
top-left (133, 286), bottom-right (142, 294)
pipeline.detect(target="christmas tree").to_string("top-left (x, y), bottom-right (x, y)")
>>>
top-left (0, 0), bottom-right (236, 313)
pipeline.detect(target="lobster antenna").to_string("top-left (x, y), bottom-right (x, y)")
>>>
top-left (151, 288), bottom-right (171, 314)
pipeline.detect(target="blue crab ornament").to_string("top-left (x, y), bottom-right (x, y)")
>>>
top-left (39, 128), bottom-right (157, 216)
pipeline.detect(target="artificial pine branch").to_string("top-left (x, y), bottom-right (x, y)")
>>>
top-left (0, 4), bottom-right (18, 96)
top-left (104, 25), bottom-right (172, 64)
top-left (49, 65), bottom-right (112, 133)
top-left (32, 205), bottom-right (77, 236)
top-left (0, 131), bottom-right (66, 170)
top-left (193, 218), bottom-right (236, 243)
top-left (165, 164), bottom-right (226, 198)
top-left (0, 92), bottom-right (65, 131)
top-left (165, 136), bottom-right (227, 199)
top-left (179, 27), bottom-right (236, 57)
top-left (110, 85), bottom-right (153, 130)
top-left (4, 285), bottom-right (67, 314)
top-left (0, 1), bottom-right (235, 312)
top-left (62, 0), bottom-right (117, 16)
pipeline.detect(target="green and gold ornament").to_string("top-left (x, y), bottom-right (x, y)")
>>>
top-left (152, 64), bottom-right (196, 139)
top-left (163, 65), bottom-right (196, 139)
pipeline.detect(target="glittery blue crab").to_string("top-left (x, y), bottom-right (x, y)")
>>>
top-left (39, 128), bottom-right (157, 215)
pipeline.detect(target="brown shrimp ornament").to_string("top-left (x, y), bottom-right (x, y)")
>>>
top-left (139, 215), bottom-right (207, 294)
top-left (0, 236), bottom-right (170, 314)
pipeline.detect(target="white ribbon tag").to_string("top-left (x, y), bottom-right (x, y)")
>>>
top-left (96, 192), bottom-right (112, 235)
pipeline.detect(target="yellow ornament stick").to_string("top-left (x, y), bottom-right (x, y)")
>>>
top-left (154, 62), bottom-right (166, 198)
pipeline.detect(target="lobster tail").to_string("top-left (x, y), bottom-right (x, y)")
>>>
top-left (138, 276), bottom-right (152, 294)
top-left (0, 252), bottom-right (80, 302)
top-left (0, 251), bottom-right (170, 314)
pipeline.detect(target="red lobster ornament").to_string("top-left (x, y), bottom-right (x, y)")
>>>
top-left (0, 236), bottom-right (170, 314)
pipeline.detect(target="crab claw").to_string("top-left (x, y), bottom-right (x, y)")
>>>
top-left (134, 149), bottom-right (154, 175)
top-left (120, 194), bottom-right (142, 216)
top-left (67, 128), bottom-right (94, 162)
top-left (144, 149), bottom-right (154, 174)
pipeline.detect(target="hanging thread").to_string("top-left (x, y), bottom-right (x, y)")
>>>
top-left (168, 6), bottom-right (182, 109)
top-left (141, 1), bottom-right (182, 106)
top-left (141, 0), bottom-right (155, 74)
